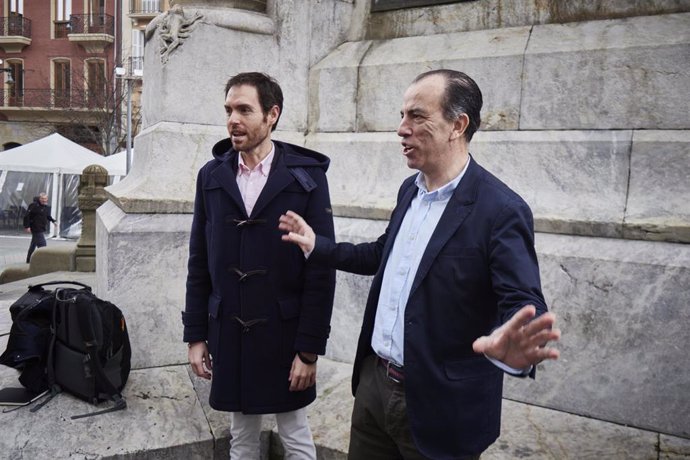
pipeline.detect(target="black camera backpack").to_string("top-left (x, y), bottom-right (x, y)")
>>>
top-left (0, 281), bottom-right (131, 418)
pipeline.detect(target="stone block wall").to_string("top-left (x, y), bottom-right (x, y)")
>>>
top-left (96, 0), bottom-right (690, 444)
top-left (305, 10), bottom-right (690, 439)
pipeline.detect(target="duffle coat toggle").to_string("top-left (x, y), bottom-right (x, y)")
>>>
top-left (232, 218), bottom-right (266, 227)
top-left (232, 316), bottom-right (268, 333)
top-left (230, 267), bottom-right (268, 282)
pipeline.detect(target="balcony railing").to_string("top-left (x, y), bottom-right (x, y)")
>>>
top-left (69, 14), bottom-right (114, 35)
top-left (0, 16), bottom-right (31, 38)
top-left (0, 88), bottom-right (113, 110)
top-left (130, 0), bottom-right (162, 14)
top-left (54, 20), bottom-right (70, 38)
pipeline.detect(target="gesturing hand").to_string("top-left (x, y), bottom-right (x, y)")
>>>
top-left (472, 305), bottom-right (561, 370)
top-left (279, 210), bottom-right (316, 254)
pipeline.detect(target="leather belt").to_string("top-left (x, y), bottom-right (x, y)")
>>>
top-left (377, 356), bottom-right (404, 383)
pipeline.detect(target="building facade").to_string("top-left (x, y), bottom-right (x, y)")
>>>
top-left (0, 0), bottom-right (122, 153)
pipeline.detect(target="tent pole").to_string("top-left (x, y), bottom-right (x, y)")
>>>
top-left (51, 172), bottom-right (60, 238)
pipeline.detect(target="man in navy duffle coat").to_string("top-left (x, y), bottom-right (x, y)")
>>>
top-left (183, 72), bottom-right (336, 459)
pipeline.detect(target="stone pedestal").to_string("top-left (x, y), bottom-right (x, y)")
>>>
top-left (75, 164), bottom-right (109, 272)
top-left (95, 0), bottom-right (690, 447)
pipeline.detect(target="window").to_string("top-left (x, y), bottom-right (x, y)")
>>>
top-left (54, 60), bottom-right (71, 107)
top-left (143, 0), bottom-right (159, 13)
top-left (55, 0), bottom-right (71, 21)
top-left (9, 0), bottom-right (24, 15)
top-left (7, 60), bottom-right (23, 106)
top-left (131, 30), bottom-right (144, 72)
top-left (88, 0), bottom-right (106, 31)
top-left (86, 60), bottom-right (106, 107)
top-left (8, 0), bottom-right (24, 36)
top-left (54, 0), bottom-right (72, 38)
top-left (371, 0), bottom-right (475, 13)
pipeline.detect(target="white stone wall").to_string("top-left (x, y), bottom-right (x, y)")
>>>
top-left (96, 2), bottom-right (690, 440)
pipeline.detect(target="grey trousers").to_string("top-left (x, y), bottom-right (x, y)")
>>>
top-left (348, 354), bottom-right (481, 460)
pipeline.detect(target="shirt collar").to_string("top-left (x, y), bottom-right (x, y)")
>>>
top-left (238, 142), bottom-right (275, 177)
top-left (414, 156), bottom-right (471, 201)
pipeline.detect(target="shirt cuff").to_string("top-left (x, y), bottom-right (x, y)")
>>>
top-left (484, 354), bottom-right (532, 377)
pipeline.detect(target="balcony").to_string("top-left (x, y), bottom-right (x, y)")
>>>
top-left (0, 16), bottom-right (32, 53)
top-left (68, 14), bottom-right (115, 53)
top-left (129, 0), bottom-right (163, 20)
top-left (0, 88), bottom-right (111, 122)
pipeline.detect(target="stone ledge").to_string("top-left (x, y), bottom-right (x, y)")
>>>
top-left (0, 365), bottom-right (213, 460)
top-left (1, 334), bottom-right (688, 459)
top-left (306, 129), bottom-right (690, 243)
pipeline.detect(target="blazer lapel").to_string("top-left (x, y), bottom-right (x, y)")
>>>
top-left (408, 160), bottom-right (481, 296)
top-left (210, 151), bottom-right (246, 215)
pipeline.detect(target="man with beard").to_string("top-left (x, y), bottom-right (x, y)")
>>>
top-left (183, 72), bottom-right (336, 459)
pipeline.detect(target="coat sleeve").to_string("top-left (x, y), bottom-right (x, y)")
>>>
top-left (182, 167), bottom-right (212, 343)
top-left (294, 168), bottom-right (336, 354)
top-left (308, 177), bottom-right (414, 274)
top-left (488, 199), bottom-right (548, 327)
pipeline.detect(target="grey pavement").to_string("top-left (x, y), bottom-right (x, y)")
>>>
top-left (0, 234), bottom-right (76, 271)
top-left (1, 271), bottom-right (690, 458)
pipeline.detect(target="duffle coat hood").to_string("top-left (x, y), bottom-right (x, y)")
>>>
top-left (183, 139), bottom-right (336, 414)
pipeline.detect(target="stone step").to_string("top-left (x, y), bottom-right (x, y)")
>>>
top-left (2, 329), bottom-right (688, 458)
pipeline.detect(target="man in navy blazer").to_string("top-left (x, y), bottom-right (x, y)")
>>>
top-left (280, 69), bottom-right (560, 459)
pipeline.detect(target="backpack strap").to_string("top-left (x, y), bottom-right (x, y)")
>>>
top-left (70, 294), bottom-right (127, 419)
top-left (29, 293), bottom-right (62, 413)
top-left (28, 281), bottom-right (92, 292)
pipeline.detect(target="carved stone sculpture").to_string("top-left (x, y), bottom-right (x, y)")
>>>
top-left (156, 4), bottom-right (203, 64)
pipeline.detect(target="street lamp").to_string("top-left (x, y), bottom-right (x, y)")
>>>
top-left (114, 65), bottom-right (143, 174)
top-left (0, 58), bottom-right (14, 84)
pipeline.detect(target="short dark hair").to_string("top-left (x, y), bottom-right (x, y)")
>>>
top-left (224, 72), bottom-right (284, 131)
top-left (413, 69), bottom-right (483, 142)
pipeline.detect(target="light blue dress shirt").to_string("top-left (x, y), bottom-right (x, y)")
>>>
top-left (371, 160), bottom-right (469, 367)
top-left (371, 158), bottom-right (529, 376)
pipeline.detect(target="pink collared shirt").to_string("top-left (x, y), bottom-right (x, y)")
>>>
top-left (236, 143), bottom-right (275, 216)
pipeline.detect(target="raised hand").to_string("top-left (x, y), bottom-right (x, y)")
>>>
top-left (279, 210), bottom-right (316, 254)
top-left (472, 305), bottom-right (561, 370)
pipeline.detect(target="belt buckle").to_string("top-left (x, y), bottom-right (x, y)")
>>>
top-left (383, 359), bottom-right (402, 384)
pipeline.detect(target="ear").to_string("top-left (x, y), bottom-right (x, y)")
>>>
top-left (267, 105), bottom-right (280, 128)
top-left (450, 113), bottom-right (470, 141)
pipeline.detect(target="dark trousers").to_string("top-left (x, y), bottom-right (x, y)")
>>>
top-left (348, 355), bottom-right (480, 460)
top-left (26, 232), bottom-right (47, 263)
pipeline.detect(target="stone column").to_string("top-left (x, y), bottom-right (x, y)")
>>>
top-left (75, 164), bottom-right (108, 272)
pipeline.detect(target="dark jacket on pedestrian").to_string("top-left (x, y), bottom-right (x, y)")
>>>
top-left (183, 139), bottom-right (336, 414)
top-left (23, 200), bottom-right (55, 233)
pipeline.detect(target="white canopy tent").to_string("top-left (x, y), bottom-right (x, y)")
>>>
top-left (99, 150), bottom-right (127, 177)
top-left (0, 134), bottom-right (125, 238)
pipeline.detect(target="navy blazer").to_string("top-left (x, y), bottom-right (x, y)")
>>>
top-left (311, 157), bottom-right (547, 458)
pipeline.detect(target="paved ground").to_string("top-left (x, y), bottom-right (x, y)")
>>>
top-left (0, 234), bottom-right (76, 271)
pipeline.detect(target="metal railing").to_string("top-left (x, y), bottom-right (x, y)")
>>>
top-left (0, 88), bottom-right (113, 109)
top-left (68, 14), bottom-right (115, 35)
top-left (0, 15), bottom-right (31, 38)
top-left (54, 20), bottom-right (70, 38)
top-left (130, 0), bottom-right (163, 14)
top-left (124, 56), bottom-right (144, 74)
